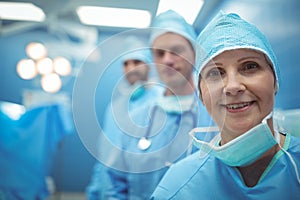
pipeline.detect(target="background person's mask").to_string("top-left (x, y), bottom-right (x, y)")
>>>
top-left (156, 95), bottom-right (194, 114)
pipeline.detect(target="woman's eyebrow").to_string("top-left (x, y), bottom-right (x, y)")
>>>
top-left (237, 56), bottom-right (261, 62)
top-left (205, 61), bottom-right (223, 68)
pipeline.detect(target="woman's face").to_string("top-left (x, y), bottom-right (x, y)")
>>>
top-left (199, 49), bottom-right (277, 143)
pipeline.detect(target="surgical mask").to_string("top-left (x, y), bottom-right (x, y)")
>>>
top-left (156, 95), bottom-right (194, 114)
top-left (130, 86), bottom-right (145, 101)
top-left (190, 112), bottom-right (279, 167)
top-left (118, 80), bottom-right (145, 101)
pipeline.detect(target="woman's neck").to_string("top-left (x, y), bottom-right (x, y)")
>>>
top-left (238, 134), bottom-right (285, 187)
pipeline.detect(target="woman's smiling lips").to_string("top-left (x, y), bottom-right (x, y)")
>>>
top-left (222, 101), bottom-right (254, 113)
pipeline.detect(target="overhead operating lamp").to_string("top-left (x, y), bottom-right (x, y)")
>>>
top-left (16, 42), bottom-right (72, 93)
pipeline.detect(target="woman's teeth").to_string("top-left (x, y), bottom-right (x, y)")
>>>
top-left (226, 102), bottom-right (251, 109)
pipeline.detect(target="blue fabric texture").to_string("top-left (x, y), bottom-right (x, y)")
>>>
top-left (149, 10), bottom-right (197, 50)
top-left (86, 86), bottom-right (162, 200)
top-left (0, 102), bottom-right (73, 200)
top-left (196, 11), bottom-right (280, 87)
top-left (120, 36), bottom-right (153, 66)
top-left (103, 95), bottom-right (215, 199)
top-left (121, 49), bottom-right (152, 67)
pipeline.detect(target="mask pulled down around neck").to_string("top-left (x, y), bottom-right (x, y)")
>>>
top-left (190, 113), bottom-right (279, 167)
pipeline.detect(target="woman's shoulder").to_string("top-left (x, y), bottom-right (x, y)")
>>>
top-left (151, 151), bottom-right (208, 199)
top-left (288, 134), bottom-right (300, 153)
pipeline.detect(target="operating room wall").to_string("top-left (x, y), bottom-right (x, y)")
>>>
top-left (0, 0), bottom-right (300, 193)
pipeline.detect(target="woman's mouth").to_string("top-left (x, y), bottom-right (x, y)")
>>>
top-left (225, 101), bottom-right (254, 112)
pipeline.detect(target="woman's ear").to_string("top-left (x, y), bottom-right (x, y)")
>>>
top-left (274, 83), bottom-right (278, 95)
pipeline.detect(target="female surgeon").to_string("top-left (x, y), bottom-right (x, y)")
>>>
top-left (151, 11), bottom-right (300, 199)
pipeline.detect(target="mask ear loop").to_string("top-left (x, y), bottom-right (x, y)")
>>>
top-left (189, 126), bottom-right (220, 158)
top-left (274, 120), bottom-right (300, 185)
top-left (280, 142), bottom-right (300, 185)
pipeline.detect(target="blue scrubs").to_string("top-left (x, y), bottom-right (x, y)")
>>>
top-left (103, 94), bottom-right (214, 199)
top-left (151, 133), bottom-right (300, 199)
top-left (0, 102), bottom-right (73, 200)
top-left (86, 86), bottom-right (162, 200)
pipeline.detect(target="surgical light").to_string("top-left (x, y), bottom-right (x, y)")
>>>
top-left (0, 2), bottom-right (45, 22)
top-left (26, 42), bottom-right (47, 60)
top-left (16, 42), bottom-right (72, 93)
top-left (53, 57), bottom-right (72, 76)
top-left (40, 73), bottom-right (62, 93)
top-left (36, 57), bottom-right (53, 75)
top-left (16, 59), bottom-right (37, 80)
top-left (76, 6), bottom-right (151, 28)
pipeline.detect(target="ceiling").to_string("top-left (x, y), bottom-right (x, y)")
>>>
top-left (0, 0), bottom-right (223, 36)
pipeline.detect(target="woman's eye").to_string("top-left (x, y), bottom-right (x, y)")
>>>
top-left (208, 68), bottom-right (222, 77)
top-left (243, 62), bottom-right (259, 71)
top-left (203, 68), bottom-right (224, 80)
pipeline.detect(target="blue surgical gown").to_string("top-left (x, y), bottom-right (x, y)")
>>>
top-left (0, 102), bottom-right (73, 200)
top-left (86, 86), bottom-right (162, 200)
top-left (151, 133), bottom-right (300, 200)
top-left (103, 95), bottom-right (214, 199)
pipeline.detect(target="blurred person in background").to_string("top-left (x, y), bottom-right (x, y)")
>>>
top-left (86, 37), bottom-right (160, 200)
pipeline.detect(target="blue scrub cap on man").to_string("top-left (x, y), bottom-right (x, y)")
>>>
top-left (149, 10), bottom-right (197, 50)
top-left (121, 49), bottom-right (152, 66)
top-left (196, 11), bottom-right (280, 87)
top-left (121, 36), bottom-right (152, 65)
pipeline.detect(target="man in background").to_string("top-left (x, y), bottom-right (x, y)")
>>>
top-left (86, 37), bottom-right (160, 200)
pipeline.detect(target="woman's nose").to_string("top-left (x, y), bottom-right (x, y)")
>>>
top-left (222, 74), bottom-right (246, 96)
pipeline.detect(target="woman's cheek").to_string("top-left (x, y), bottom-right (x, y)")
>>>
top-left (200, 83), bottom-right (213, 113)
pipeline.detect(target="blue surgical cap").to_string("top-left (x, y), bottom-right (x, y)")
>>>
top-left (149, 10), bottom-right (197, 50)
top-left (196, 11), bottom-right (280, 87)
top-left (121, 36), bottom-right (152, 65)
top-left (121, 49), bottom-right (152, 66)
